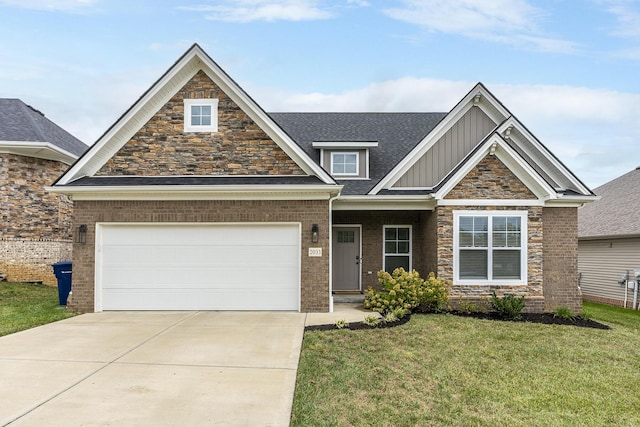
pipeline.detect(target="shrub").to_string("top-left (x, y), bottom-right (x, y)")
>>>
top-left (363, 315), bottom-right (381, 327)
top-left (457, 299), bottom-right (478, 315)
top-left (335, 319), bottom-right (348, 329)
top-left (553, 306), bottom-right (576, 320)
top-left (490, 292), bottom-right (525, 320)
top-left (363, 268), bottom-right (449, 315)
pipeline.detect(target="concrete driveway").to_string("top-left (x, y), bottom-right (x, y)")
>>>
top-left (0, 311), bottom-right (305, 426)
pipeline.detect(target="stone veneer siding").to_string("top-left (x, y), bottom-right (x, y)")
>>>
top-left (542, 207), bottom-right (582, 313)
top-left (97, 70), bottom-right (304, 176)
top-left (439, 154), bottom-right (545, 312)
top-left (69, 199), bottom-right (330, 313)
top-left (0, 154), bottom-right (74, 284)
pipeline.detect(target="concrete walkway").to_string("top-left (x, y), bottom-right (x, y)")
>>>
top-left (0, 304), bottom-right (370, 427)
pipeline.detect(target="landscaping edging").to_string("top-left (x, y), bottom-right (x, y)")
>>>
top-left (304, 311), bottom-right (610, 332)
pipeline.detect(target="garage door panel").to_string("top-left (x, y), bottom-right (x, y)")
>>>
top-left (98, 224), bottom-right (301, 311)
top-left (103, 266), bottom-right (299, 289)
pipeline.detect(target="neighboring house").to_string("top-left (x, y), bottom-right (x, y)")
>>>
top-left (0, 99), bottom-right (87, 284)
top-left (49, 44), bottom-right (595, 313)
top-left (578, 168), bottom-right (640, 308)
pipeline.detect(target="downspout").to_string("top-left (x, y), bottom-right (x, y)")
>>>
top-left (634, 270), bottom-right (639, 310)
top-left (328, 190), bottom-right (341, 313)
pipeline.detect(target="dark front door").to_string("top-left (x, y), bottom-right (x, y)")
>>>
top-left (332, 226), bottom-right (361, 291)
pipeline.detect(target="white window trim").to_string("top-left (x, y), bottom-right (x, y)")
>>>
top-left (382, 225), bottom-right (412, 272)
top-left (330, 152), bottom-right (359, 176)
top-left (184, 98), bottom-right (219, 132)
top-left (453, 210), bottom-right (528, 285)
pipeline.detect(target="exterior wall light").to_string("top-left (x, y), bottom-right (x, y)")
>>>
top-left (76, 224), bottom-right (87, 244)
top-left (311, 224), bottom-right (319, 243)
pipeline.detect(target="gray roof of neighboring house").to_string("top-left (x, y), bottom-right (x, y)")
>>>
top-left (578, 167), bottom-right (640, 238)
top-left (270, 112), bottom-right (447, 195)
top-left (0, 98), bottom-right (87, 157)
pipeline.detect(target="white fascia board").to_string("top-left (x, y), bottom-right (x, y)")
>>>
top-left (312, 141), bottom-right (379, 148)
top-left (369, 83), bottom-right (509, 195)
top-left (56, 45), bottom-right (335, 186)
top-left (544, 195), bottom-right (599, 207)
top-left (0, 141), bottom-right (78, 165)
top-left (496, 118), bottom-right (592, 195)
top-left (434, 134), bottom-right (556, 202)
top-left (333, 195), bottom-right (436, 211)
top-left (439, 199), bottom-right (545, 207)
top-left (45, 184), bottom-right (342, 201)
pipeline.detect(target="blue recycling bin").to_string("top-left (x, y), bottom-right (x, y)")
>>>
top-left (52, 261), bottom-right (72, 305)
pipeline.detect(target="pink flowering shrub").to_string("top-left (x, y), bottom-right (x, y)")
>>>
top-left (364, 268), bottom-right (449, 314)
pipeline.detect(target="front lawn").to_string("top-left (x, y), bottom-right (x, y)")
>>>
top-left (0, 282), bottom-right (77, 337)
top-left (292, 302), bottom-right (640, 426)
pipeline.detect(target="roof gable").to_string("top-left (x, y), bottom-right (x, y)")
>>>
top-left (96, 70), bottom-right (305, 177)
top-left (55, 44), bottom-right (334, 185)
top-left (0, 98), bottom-right (87, 164)
top-left (370, 83), bottom-right (594, 202)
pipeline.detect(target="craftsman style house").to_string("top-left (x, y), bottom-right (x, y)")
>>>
top-left (0, 99), bottom-right (87, 284)
top-left (50, 44), bottom-right (595, 313)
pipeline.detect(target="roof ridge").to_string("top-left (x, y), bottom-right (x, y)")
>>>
top-left (15, 99), bottom-right (48, 142)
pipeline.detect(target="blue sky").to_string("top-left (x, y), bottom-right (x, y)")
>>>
top-left (1, 0), bottom-right (639, 188)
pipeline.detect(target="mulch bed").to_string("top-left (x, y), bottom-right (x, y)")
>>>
top-left (304, 311), bottom-right (610, 332)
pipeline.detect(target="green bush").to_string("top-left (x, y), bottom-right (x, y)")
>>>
top-left (553, 306), bottom-right (576, 320)
top-left (363, 268), bottom-right (449, 315)
top-left (490, 292), bottom-right (525, 319)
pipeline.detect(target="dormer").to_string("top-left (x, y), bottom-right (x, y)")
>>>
top-left (312, 141), bottom-right (378, 179)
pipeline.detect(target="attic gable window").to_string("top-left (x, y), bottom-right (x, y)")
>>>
top-left (184, 99), bottom-right (218, 132)
top-left (331, 152), bottom-right (359, 176)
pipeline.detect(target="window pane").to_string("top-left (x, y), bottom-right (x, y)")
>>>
top-left (201, 106), bottom-right (211, 116)
top-left (344, 162), bottom-right (357, 174)
top-left (459, 250), bottom-right (487, 279)
top-left (191, 106), bottom-right (201, 116)
top-left (507, 217), bottom-right (521, 231)
top-left (337, 231), bottom-right (354, 243)
top-left (397, 241), bottom-right (409, 254)
top-left (397, 228), bottom-right (409, 240)
top-left (385, 242), bottom-right (397, 254)
top-left (201, 116), bottom-right (211, 126)
top-left (493, 232), bottom-right (506, 247)
top-left (385, 228), bottom-right (397, 240)
top-left (385, 255), bottom-right (409, 273)
top-left (475, 217), bottom-right (488, 232)
top-left (493, 250), bottom-right (521, 279)
top-left (507, 232), bottom-right (521, 247)
top-left (459, 232), bottom-right (473, 247)
top-left (191, 116), bottom-right (200, 126)
top-left (493, 217), bottom-right (506, 232)
top-left (474, 232), bottom-right (487, 247)
top-left (459, 217), bottom-right (474, 232)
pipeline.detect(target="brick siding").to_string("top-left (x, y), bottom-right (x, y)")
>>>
top-left (97, 70), bottom-right (304, 177)
top-left (70, 199), bottom-right (330, 313)
top-left (0, 154), bottom-right (73, 284)
top-left (542, 207), bottom-right (582, 313)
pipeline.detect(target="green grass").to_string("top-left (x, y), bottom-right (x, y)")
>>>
top-left (0, 282), bottom-right (77, 337)
top-left (292, 302), bottom-right (640, 426)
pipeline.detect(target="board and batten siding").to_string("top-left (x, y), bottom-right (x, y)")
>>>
top-left (393, 106), bottom-right (496, 188)
top-left (578, 237), bottom-right (640, 307)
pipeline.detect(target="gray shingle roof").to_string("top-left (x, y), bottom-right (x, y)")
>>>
top-left (0, 98), bottom-right (87, 157)
top-left (269, 112), bottom-right (446, 195)
top-left (578, 168), bottom-right (640, 238)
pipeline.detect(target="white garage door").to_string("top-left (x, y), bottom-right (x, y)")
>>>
top-left (96, 223), bottom-right (300, 311)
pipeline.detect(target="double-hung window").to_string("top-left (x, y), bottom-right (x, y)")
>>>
top-left (453, 211), bottom-right (527, 284)
top-left (184, 99), bottom-right (218, 132)
top-left (383, 226), bottom-right (411, 273)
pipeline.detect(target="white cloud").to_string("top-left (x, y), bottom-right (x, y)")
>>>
top-left (599, 0), bottom-right (640, 39)
top-left (178, 0), bottom-right (332, 22)
top-left (251, 78), bottom-right (640, 188)
top-left (383, 0), bottom-right (578, 53)
top-left (0, 0), bottom-right (98, 12)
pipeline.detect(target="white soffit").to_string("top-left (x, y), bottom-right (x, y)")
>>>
top-left (0, 141), bottom-right (78, 165)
